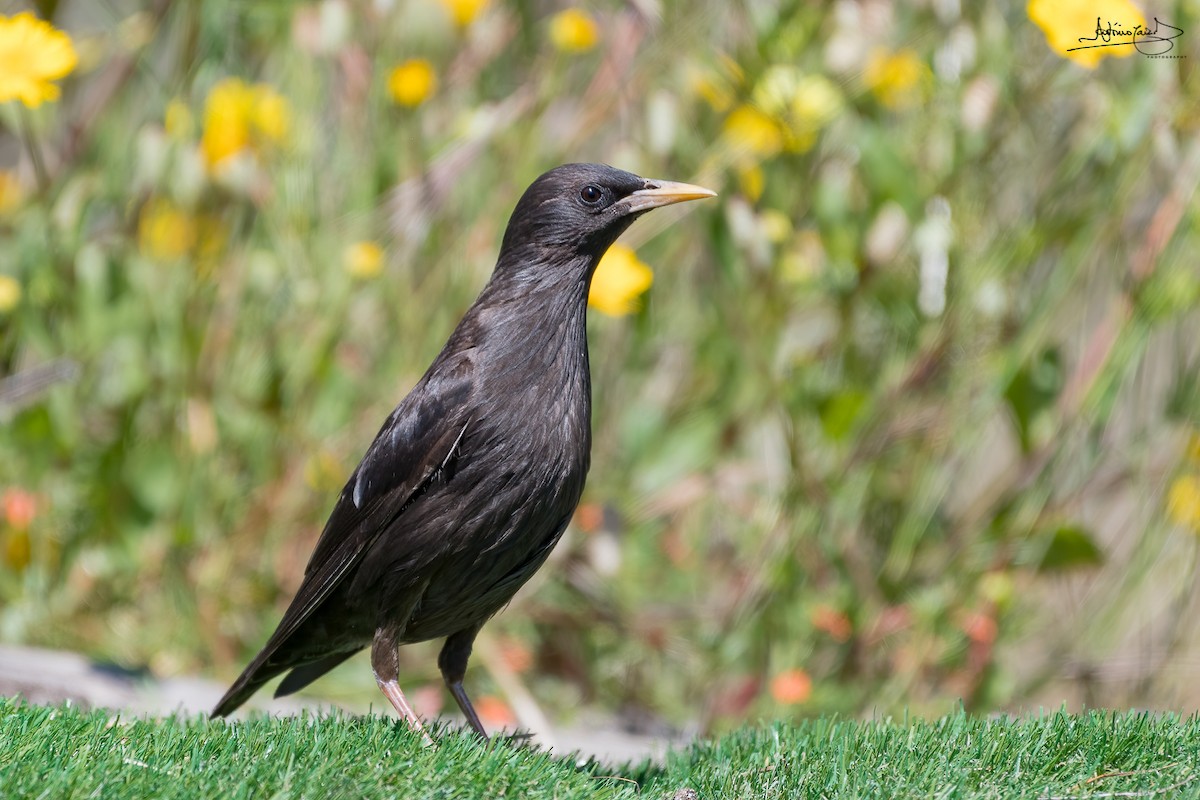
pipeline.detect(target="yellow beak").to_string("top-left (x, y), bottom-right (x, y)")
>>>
top-left (622, 179), bottom-right (718, 214)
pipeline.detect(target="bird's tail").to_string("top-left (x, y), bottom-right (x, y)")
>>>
top-left (274, 650), bottom-right (357, 698)
top-left (211, 657), bottom-right (285, 718)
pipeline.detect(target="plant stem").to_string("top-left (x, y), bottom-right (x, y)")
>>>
top-left (18, 107), bottom-right (48, 194)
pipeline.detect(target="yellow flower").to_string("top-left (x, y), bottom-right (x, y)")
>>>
top-left (692, 72), bottom-right (733, 113)
top-left (343, 240), bottom-right (385, 279)
top-left (792, 75), bottom-right (842, 130)
top-left (1187, 433), bottom-right (1200, 464)
top-left (439, 0), bottom-right (489, 28)
top-left (138, 198), bottom-right (197, 261)
top-left (0, 12), bottom-right (78, 107)
top-left (723, 104), bottom-right (784, 158)
top-left (745, 68), bottom-right (841, 153)
top-left (164, 98), bottom-right (194, 139)
top-left (0, 274), bottom-right (21, 313)
top-left (737, 163), bottom-right (764, 202)
top-left (590, 243), bottom-right (653, 316)
top-left (777, 76), bottom-right (844, 153)
top-left (549, 9), bottom-right (599, 53)
top-left (194, 214), bottom-right (229, 273)
top-left (201, 78), bottom-right (290, 167)
top-left (3, 527), bottom-right (30, 571)
top-left (1028, 0), bottom-right (1145, 68)
top-left (864, 48), bottom-right (930, 110)
top-left (760, 209), bottom-right (792, 243)
top-left (252, 90), bottom-right (289, 143)
top-left (0, 170), bottom-right (24, 214)
top-left (1168, 475), bottom-right (1200, 532)
top-left (688, 55), bottom-right (743, 113)
top-left (388, 59), bottom-right (437, 107)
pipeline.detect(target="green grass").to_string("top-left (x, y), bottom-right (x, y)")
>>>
top-left (4, 701), bottom-right (1200, 799)
top-left (5, 0), bottom-right (1200, 729)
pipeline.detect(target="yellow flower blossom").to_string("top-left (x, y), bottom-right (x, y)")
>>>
top-left (439, 0), bottom-right (489, 28)
top-left (343, 240), bottom-right (385, 279)
top-left (138, 198), bottom-right (197, 261)
top-left (1168, 475), bottom-right (1200, 532)
top-left (1028, 0), bottom-right (1145, 68)
top-left (201, 78), bottom-right (290, 168)
top-left (1187, 433), bottom-right (1200, 463)
top-left (549, 9), bottom-right (599, 53)
top-left (864, 48), bottom-right (930, 110)
top-left (752, 66), bottom-right (808, 118)
top-left (137, 198), bottom-right (228, 271)
top-left (692, 72), bottom-right (733, 113)
top-left (388, 59), bottom-right (437, 107)
top-left (164, 98), bottom-right (194, 139)
top-left (590, 243), bottom-right (653, 316)
top-left (792, 75), bottom-right (842, 130)
top-left (0, 274), bottom-right (21, 313)
top-left (252, 90), bottom-right (289, 142)
top-left (0, 170), bottom-right (24, 214)
top-left (745, 68), bottom-right (841, 153)
top-left (737, 163), bottom-right (764, 202)
top-left (723, 104), bottom-right (784, 159)
top-left (689, 55), bottom-right (743, 113)
top-left (3, 527), bottom-right (30, 571)
top-left (760, 209), bottom-right (792, 243)
top-left (194, 214), bottom-right (229, 273)
top-left (0, 12), bottom-right (78, 107)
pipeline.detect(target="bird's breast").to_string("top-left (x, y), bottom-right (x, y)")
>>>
top-left (389, 343), bottom-right (591, 640)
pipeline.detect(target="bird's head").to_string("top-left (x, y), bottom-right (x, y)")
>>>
top-left (497, 163), bottom-right (715, 285)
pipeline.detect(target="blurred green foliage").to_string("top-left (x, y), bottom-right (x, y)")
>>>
top-left (1, 0), bottom-right (1199, 734)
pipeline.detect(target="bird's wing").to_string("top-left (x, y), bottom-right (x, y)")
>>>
top-left (263, 370), bottom-right (474, 656)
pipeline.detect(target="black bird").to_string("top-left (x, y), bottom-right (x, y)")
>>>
top-left (211, 163), bottom-right (715, 739)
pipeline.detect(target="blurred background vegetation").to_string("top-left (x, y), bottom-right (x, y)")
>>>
top-left (1, 0), bottom-right (1199, 737)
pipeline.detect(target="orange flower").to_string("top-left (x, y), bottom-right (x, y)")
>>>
top-left (498, 637), bottom-right (534, 673)
top-left (959, 611), bottom-right (998, 645)
top-left (573, 502), bottom-right (604, 533)
top-left (475, 695), bottom-right (516, 727)
top-left (810, 605), bottom-right (853, 642)
top-left (769, 668), bottom-right (812, 705)
top-left (2, 487), bottom-right (38, 529)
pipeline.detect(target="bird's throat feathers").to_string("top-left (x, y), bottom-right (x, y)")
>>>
top-left (464, 252), bottom-right (595, 382)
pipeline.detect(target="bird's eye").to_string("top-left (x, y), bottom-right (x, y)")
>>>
top-left (579, 184), bottom-right (604, 205)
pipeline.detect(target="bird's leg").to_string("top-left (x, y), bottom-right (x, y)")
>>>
top-left (371, 628), bottom-right (433, 745)
top-left (438, 625), bottom-right (488, 739)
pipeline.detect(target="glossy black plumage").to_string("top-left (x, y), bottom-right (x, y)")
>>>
top-left (211, 163), bottom-right (715, 738)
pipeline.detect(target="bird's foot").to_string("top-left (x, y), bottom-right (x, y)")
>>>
top-left (377, 677), bottom-right (435, 746)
